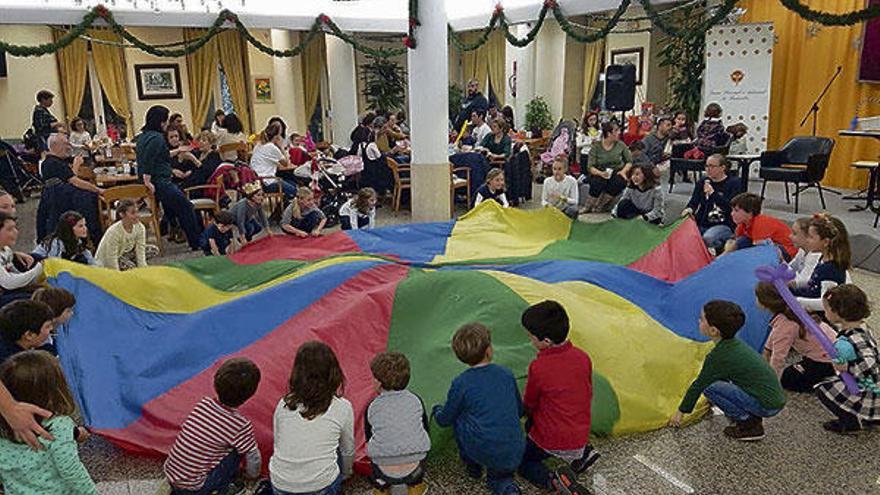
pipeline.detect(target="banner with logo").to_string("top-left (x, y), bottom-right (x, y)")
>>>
top-left (703, 22), bottom-right (774, 162)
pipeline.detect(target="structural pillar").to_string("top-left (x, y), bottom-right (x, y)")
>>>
top-left (534, 19), bottom-right (566, 123)
top-left (407, 0), bottom-right (451, 222)
top-left (506, 23), bottom-right (536, 131)
top-left (271, 29), bottom-right (306, 132)
top-left (325, 36), bottom-right (359, 148)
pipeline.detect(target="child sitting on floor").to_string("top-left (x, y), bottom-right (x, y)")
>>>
top-left (433, 323), bottom-right (525, 495)
top-left (282, 187), bottom-right (327, 238)
top-left (199, 211), bottom-right (238, 256)
top-left (32, 287), bottom-right (76, 328)
top-left (724, 193), bottom-right (797, 260)
top-left (268, 341), bottom-right (354, 495)
top-left (792, 215), bottom-right (850, 305)
top-left (0, 351), bottom-right (95, 493)
top-left (164, 358), bottom-right (262, 495)
top-left (228, 182), bottom-right (270, 244)
top-left (94, 200), bottom-right (147, 271)
top-left (365, 352), bottom-right (431, 495)
top-left (541, 156), bottom-right (579, 220)
top-left (755, 282), bottom-right (836, 392)
top-left (0, 211), bottom-right (43, 307)
top-left (669, 300), bottom-right (785, 441)
top-left (32, 211), bottom-right (96, 266)
top-left (815, 284), bottom-right (880, 433)
top-left (788, 217), bottom-right (822, 290)
top-left (339, 187), bottom-right (378, 230)
top-left (475, 168), bottom-right (510, 208)
top-left (611, 163), bottom-right (664, 224)
top-left (0, 299), bottom-right (56, 363)
top-left (518, 301), bottom-right (594, 495)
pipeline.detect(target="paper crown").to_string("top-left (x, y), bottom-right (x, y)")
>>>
top-left (242, 181), bottom-right (263, 197)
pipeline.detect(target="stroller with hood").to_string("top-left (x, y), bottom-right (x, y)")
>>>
top-left (539, 120), bottom-right (579, 177)
top-left (0, 139), bottom-right (42, 201)
top-left (293, 153), bottom-right (349, 228)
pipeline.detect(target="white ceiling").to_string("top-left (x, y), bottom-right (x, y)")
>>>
top-left (0, 0), bottom-right (676, 32)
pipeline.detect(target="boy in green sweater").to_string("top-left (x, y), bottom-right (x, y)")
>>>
top-left (669, 300), bottom-right (786, 441)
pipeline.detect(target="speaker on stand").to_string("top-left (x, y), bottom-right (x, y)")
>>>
top-left (604, 64), bottom-right (636, 118)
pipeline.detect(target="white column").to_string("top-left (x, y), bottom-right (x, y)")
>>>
top-left (271, 29), bottom-right (306, 132)
top-left (506, 24), bottom-right (536, 131)
top-left (325, 36), bottom-right (359, 148)
top-left (407, 0), bottom-right (450, 222)
top-left (534, 19), bottom-right (566, 123)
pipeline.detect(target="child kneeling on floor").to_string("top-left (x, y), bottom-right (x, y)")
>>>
top-left (164, 358), bottom-right (262, 495)
top-left (433, 323), bottom-right (525, 495)
top-left (340, 187), bottom-right (378, 230)
top-left (669, 300), bottom-right (786, 441)
top-left (366, 352), bottom-right (431, 495)
top-left (815, 284), bottom-right (880, 433)
top-left (0, 350), bottom-right (95, 494)
top-left (519, 301), bottom-right (595, 495)
top-left (282, 187), bottom-right (327, 238)
top-left (199, 211), bottom-right (238, 256)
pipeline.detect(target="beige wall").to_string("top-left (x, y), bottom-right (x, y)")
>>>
top-left (562, 33), bottom-right (586, 122)
top-left (247, 29), bottom-right (280, 132)
top-left (605, 25), bottom-right (652, 111)
top-left (0, 26), bottom-right (65, 140)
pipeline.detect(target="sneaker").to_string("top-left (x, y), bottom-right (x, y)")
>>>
top-left (570, 446), bottom-right (600, 474)
top-left (499, 482), bottom-right (522, 495)
top-left (723, 417), bottom-right (765, 441)
top-left (822, 419), bottom-right (862, 434)
top-left (407, 482), bottom-right (428, 495)
top-left (551, 465), bottom-right (591, 495)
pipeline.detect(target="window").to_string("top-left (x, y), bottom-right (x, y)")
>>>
top-left (76, 47), bottom-right (127, 140)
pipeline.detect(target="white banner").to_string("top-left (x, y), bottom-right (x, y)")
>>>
top-left (703, 22), bottom-right (774, 159)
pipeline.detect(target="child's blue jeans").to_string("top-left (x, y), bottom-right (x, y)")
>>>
top-left (171, 451), bottom-right (240, 495)
top-left (703, 381), bottom-right (781, 422)
top-left (455, 430), bottom-right (518, 495)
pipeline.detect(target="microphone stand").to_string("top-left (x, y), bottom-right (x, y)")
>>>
top-left (795, 65), bottom-right (843, 197)
top-left (800, 65), bottom-right (842, 136)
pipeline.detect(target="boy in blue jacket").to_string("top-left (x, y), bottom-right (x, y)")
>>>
top-left (433, 323), bottom-right (525, 495)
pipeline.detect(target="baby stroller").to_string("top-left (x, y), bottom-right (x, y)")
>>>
top-left (540, 120), bottom-right (578, 177)
top-left (0, 139), bottom-right (42, 201)
top-left (294, 155), bottom-right (348, 228)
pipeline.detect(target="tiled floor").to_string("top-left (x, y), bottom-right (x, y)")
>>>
top-left (12, 177), bottom-right (880, 495)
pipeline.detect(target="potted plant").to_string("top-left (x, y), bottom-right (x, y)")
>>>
top-left (360, 56), bottom-right (407, 112)
top-left (525, 96), bottom-right (553, 137)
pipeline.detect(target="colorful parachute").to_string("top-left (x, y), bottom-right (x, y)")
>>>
top-left (47, 202), bottom-right (777, 468)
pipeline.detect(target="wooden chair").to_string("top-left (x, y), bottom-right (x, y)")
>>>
top-left (184, 181), bottom-right (222, 226)
top-left (98, 184), bottom-right (163, 255)
top-left (218, 142), bottom-right (249, 162)
top-left (450, 164), bottom-right (471, 215)
top-left (386, 157), bottom-right (411, 212)
top-left (258, 177), bottom-right (286, 223)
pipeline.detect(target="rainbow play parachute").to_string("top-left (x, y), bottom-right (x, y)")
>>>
top-left (47, 202), bottom-right (776, 466)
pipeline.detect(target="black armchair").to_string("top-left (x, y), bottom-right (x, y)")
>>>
top-left (758, 137), bottom-right (835, 213)
top-left (667, 136), bottom-right (732, 192)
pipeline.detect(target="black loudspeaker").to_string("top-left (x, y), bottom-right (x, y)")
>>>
top-left (0, 51), bottom-right (6, 78)
top-left (604, 64), bottom-right (635, 111)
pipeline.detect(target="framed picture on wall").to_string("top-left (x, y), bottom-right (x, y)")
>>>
top-left (253, 76), bottom-right (273, 104)
top-left (610, 47), bottom-right (644, 85)
top-left (134, 64), bottom-right (182, 100)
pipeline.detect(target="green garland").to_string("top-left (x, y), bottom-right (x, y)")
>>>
top-left (553, 0), bottom-right (631, 44)
top-left (640, 0), bottom-right (739, 39)
top-left (779, 0), bottom-right (880, 26)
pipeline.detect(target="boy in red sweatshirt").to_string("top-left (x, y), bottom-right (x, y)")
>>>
top-left (518, 301), bottom-right (597, 494)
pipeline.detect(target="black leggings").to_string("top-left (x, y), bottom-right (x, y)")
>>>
top-left (780, 357), bottom-right (835, 393)
top-left (588, 173), bottom-right (627, 198)
top-left (816, 389), bottom-right (861, 429)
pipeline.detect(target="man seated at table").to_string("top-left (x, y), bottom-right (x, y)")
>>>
top-left (36, 133), bottom-right (104, 246)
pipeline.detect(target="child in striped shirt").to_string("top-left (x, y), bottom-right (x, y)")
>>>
top-left (164, 358), bottom-right (262, 495)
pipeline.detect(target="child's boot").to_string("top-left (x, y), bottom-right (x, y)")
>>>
top-left (723, 416), bottom-right (765, 441)
top-left (596, 193), bottom-right (616, 213)
top-left (407, 482), bottom-right (428, 495)
top-left (570, 444), bottom-right (600, 474)
top-left (581, 195), bottom-right (599, 213)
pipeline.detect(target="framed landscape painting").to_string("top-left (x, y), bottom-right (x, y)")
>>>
top-left (134, 63), bottom-right (182, 100)
top-left (611, 47), bottom-right (644, 85)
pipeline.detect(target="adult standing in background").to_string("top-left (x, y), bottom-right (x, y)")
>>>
top-left (454, 79), bottom-right (489, 132)
top-left (137, 105), bottom-right (202, 251)
top-left (32, 90), bottom-right (64, 151)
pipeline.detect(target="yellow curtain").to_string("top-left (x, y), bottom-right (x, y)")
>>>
top-left (301, 33), bottom-right (327, 127)
top-left (217, 30), bottom-right (252, 134)
top-left (742, 1), bottom-right (880, 188)
top-left (87, 28), bottom-right (133, 133)
top-left (582, 39), bottom-right (604, 115)
top-left (486, 31), bottom-right (506, 106)
top-left (53, 29), bottom-right (88, 124)
top-left (461, 32), bottom-right (490, 93)
top-left (184, 29), bottom-right (219, 132)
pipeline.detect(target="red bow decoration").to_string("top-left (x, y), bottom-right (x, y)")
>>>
top-left (319, 14), bottom-right (330, 24)
top-left (409, 16), bottom-right (421, 28)
top-left (94, 4), bottom-right (110, 18)
top-left (403, 36), bottom-right (415, 49)
top-left (543, 0), bottom-right (558, 8)
top-left (494, 3), bottom-right (504, 16)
